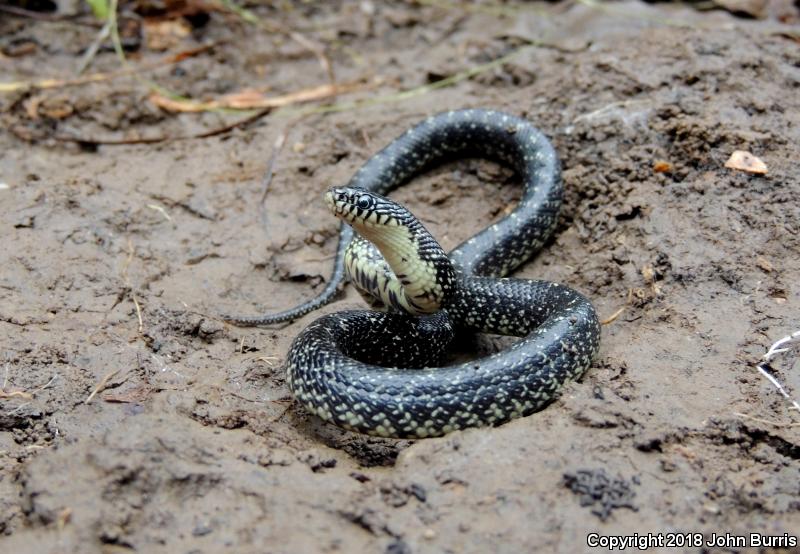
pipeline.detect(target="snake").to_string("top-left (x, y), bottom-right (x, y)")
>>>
top-left (226, 109), bottom-right (601, 438)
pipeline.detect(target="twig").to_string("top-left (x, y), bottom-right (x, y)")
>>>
top-left (57, 508), bottom-right (73, 531)
top-left (288, 31), bottom-right (336, 85)
top-left (6, 402), bottom-right (31, 417)
top-left (146, 204), bottom-right (172, 221)
top-left (85, 368), bottom-right (121, 404)
top-left (30, 373), bottom-right (59, 395)
top-left (0, 372), bottom-right (57, 400)
top-left (600, 306), bottom-right (626, 326)
top-left (300, 253), bottom-right (337, 263)
top-left (148, 81), bottom-right (365, 112)
top-left (258, 126), bottom-right (290, 229)
top-left (76, 16), bottom-right (113, 75)
top-left (0, 390), bottom-right (32, 400)
top-left (132, 295), bottom-right (144, 334)
top-left (122, 240), bottom-right (144, 334)
top-left (755, 330), bottom-right (800, 413)
top-left (734, 412), bottom-right (800, 428)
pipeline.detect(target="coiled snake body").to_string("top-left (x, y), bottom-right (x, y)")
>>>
top-left (227, 109), bottom-right (600, 438)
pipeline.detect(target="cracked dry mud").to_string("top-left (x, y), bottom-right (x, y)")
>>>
top-left (1, 1), bottom-right (799, 552)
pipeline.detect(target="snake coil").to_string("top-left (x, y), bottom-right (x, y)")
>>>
top-left (227, 109), bottom-right (600, 438)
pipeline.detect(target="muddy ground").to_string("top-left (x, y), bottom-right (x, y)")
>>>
top-left (1, 1), bottom-right (799, 552)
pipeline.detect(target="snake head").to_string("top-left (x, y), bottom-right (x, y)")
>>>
top-left (325, 187), bottom-right (407, 229)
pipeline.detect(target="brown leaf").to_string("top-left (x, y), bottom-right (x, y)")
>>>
top-left (653, 160), bottom-right (672, 173)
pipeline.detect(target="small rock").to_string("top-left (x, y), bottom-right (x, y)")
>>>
top-left (193, 522), bottom-right (213, 536)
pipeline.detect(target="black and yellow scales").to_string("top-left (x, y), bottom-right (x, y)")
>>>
top-left (225, 109), bottom-right (601, 438)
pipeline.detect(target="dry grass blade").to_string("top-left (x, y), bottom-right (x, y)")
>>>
top-left (0, 390), bottom-right (33, 400)
top-left (0, 364), bottom-right (57, 400)
top-left (85, 369), bottom-right (121, 404)
top-left (600, 306), bottom-right (626, 325)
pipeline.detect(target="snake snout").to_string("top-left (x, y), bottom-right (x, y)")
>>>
top-left (325, 187), bottom-right (351, 219)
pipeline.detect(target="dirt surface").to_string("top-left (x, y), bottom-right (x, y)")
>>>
top-left (2, 1), bottom-right (800, 552)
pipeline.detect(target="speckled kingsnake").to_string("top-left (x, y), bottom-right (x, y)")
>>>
top-left (226, 109), bottom-right (601, 438)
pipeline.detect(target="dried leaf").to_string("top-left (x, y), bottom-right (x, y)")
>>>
top-left (724, 150), bottom-right (768, 174)
top-left (653, 160), bottom-right (672, 173)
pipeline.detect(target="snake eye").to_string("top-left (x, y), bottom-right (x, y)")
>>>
top-left (357, 195), bottom-right (372, 210)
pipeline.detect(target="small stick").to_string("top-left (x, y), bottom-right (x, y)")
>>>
top-left (123, 240), bottom-right (144, 334)
top-left (85, 369), bottom-right (121, 404)
top-left (259, 129), bottom-right (290, 205)
top-left (146, 204), bottom-right (172, 221)
top-left (76, 17), bottom-right (112, 75)
top-left (734, 412), bottom-right (800, 428)
top-left (30, 373), bottom-right (58, 395)
top-left (300, 253), bottom-right (338, 263)
top-left (258, 116), bottom-right (306, 232)
top-left (132, 294), bottom-right (144, 334)
top-left (288, 31), bottom-right (336, 85)
top-left (600, 306), bottom-right (626, 325)
top-left (0, 366), bottom-right (56, 399)
top-left (6, 402), bottom-right (31, 416)
top-left (0, 390), bottom-right (33, 400)
top-left (57, 508), bottom-right (73, 530)
top-left (256, 356), bottom-right (279, 367)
